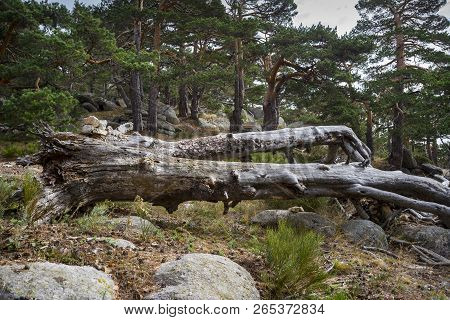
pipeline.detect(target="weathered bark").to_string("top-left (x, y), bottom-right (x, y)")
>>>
top-left (177, 44), bottom-right (189, 118)
top-left (263, 85), bottom-right (279, 131)
top-left (262, 56), bottom-right (283, 131)
top-left (190, 85), bottom-right (200, 121)
top-left (431, 139), bottom-right (438, 165)
top-left (262, 56), bottom-right (313, 131)
top-left (130, 0), bottom-right (143, 132)
top-left (190, 41), bottom-right (200, 121)
top-left (147, 85), bottom-right (158, 135)
top-left (178, 84), bottom-right (188, 118)
top-left (130, 71), bottom-right (143, 131)
top-left (230, 38), bottom-right (244, 133)
top-left (366, 107), bottom-right (374, 156)
top-left (426, 137), bottom-right (433, 162)
top-left (26, 125), bottom-right (450, 228)
top-left (389, 11), bottom-right (406, 169)
top-left (147, 7), bottom-right (162, 136)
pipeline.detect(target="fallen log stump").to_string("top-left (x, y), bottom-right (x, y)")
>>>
top-left (21, 124), bottom-right (450, 227)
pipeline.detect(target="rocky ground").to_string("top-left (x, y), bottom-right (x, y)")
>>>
top-left (0, 105), bottom-right (448, 300)
top-left (0, 161), bottom-right (448, 300)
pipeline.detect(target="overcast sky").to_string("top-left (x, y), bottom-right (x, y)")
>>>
top-left (52, 0), bottom-right (450, 35)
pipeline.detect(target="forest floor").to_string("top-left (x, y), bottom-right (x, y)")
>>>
top-left (0, 160), bottom-right (448, 300)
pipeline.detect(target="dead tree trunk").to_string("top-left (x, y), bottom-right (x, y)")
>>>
top-left (25, 125), bottom-right (450, 228)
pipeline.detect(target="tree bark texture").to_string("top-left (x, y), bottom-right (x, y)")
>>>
top-left (130, 0), bottom-right (144, 132)
top-left (178, 84), bottom-right (188, 118)
top-left (26, 125), bottom-right (450, 228)
top-left (230, 38), bottom-right (244, 133)
top-left (147, 8), bottom-right (162, 136)
top-left (390, 11), bottom-right (406, 169)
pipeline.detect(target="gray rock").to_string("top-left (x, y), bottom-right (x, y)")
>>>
top-left (158, 128), bottom-right (176, 137)
top-left (83, 116), bottom-right (101, 127)
top-left (81, 125), bottom-right (94, 134)
top-left (247, 106), bottom-right (264, 120)
top-left (211, 117), bottom-right (230, 132)
top-left (98, 120), bottom-right (108, 130)
top-left (77, 93), bottom-right (99, 110)
top-left (81, 102), bottom-right (98, 112)
top-left (117, 122), bottom-right (133, 134)
top-left (252, 210), bottom-right (288, 227)
top-left (107, 126), bottom-right (122, 137)
top-left (158, 104), bottom-right (180, 125)
top-left (115, 98), bottom-right (128, 109)
top-left (109, 216), bottom-right (159, 234)
top-left (198, 118), bottom-right (217, 130)
top-left (158, 119), bottom-right (176, 132)
top-left (102, 100), bottom-right (119, 111)
top-left (251, 210), bottom-right (336, 236)
top-left (95, 98), bottom-right (118, 111)
top-left (146, 253), bottom-right (259, 300)
top-left (157, 114), bottom-right (167, 122)
top-left (0, 262), bottom-right (115, 300)
top-left (165, 111), bottom-right (180, 125)
top-left (92, 128), bottom-right (108, 136)
top-left (97, 237), bottom-right (136, 249)
top-left (393, 224), bottom-right (449, 258)
top-left (341, 219), bottom-right (388, 249)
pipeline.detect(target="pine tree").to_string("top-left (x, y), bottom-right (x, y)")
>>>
top-left (355, 0), bottom-right (449, 168)
top-left (225, 0), bottom-right (297, 132)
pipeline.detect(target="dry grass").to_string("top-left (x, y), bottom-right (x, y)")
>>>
top-left (1, 198), bottom-right (448, 300)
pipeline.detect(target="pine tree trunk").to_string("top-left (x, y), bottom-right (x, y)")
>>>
top-left (191, 86), bottom-right (199, 121)
top-left (147, 85), bottom-right (158, 135)
top-left (26, 125), bottom-right (450, 227)
top-left (263, 86), bottom-right (279, 131)
top-left (230, 38), bottom-right (244, 133)
top-left (431, 139), bottom-right (439, 165)
top-left (366, 108), bottom-right (374, 157)
top-left (426, 137), bottom-right (433, 162)
top-left (129, 0), bottom-right (143, 132)
top-left (147, 15), bottom-right (162, 136)
top-left (390, 11), bottom-right (406, 169)
top-left (178, 84), bottom-right (188, 118)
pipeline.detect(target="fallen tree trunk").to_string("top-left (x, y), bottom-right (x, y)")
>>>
top-left (23, 125), bottom-right (450, 227)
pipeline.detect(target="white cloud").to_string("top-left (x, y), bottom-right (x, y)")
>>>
top-left (294, 0), bottom-right (450, 35)
top-left (50, 0), bottom-right (450, 36)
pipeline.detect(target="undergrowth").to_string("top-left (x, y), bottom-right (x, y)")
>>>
top-left (76, 201), bottom-right (112, 234)
top-left (0, 141), bottom-right (39, 158)
top-left (264, 221), bottom-right (327, 299)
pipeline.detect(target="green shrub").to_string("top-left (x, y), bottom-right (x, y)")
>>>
top-left (0, 177), bottom-right (17, 216)
top-left (22, 172), bottom-right (41, 205)
top-left (1, 141), bottom-right (39, 158)
top-left (251, 152), bottom-right (287, 164)
top-left (1, 88), bottom-right (79, 131)
top-left (76, 201), bottom-right (112, 234)
top-left (22, 172), bottom-right (42, 221)
top-left (265, 221), bottom-right (327, 299)
top-left (324, 289), bottom-right (351, 300)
